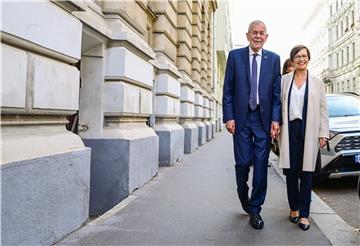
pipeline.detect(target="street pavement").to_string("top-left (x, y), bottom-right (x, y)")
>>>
top-left (57, 131), bottom-right (359, 245)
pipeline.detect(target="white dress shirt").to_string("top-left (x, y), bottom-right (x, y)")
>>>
top-left (289, 81), bottom-right (306, 121)
top-left (249, 47), bottom-right (262, 105)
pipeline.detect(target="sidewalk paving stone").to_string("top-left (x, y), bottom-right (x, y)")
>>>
top-left (58, 132), bottom-right (353, 245)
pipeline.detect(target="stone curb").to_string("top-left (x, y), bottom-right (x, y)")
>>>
top-left (269, 152), bottom-right (360, 246)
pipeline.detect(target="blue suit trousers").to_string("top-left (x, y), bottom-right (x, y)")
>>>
top-left (233, 107), bottom-right (270, 214)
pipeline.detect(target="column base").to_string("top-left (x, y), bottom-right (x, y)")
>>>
top-left (211, 122), bottom-right (216, 138)
top-left (83, 126), bottom-right (159, 216)
top-left (181, 122), bottom-right (199, 154)
top-left (196, 121), bottom-right (206, 146)
top-left (155, 123), bottom-right (184, 167)
top-left (1, 149), bottom-right (91, 246)
top-left (204, 121), bottom-right (212, 141)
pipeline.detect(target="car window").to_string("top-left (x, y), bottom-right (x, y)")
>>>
top-left (327, 95), bottom-right (360, 117)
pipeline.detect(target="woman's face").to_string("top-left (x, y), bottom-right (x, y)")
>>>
top-left (286, 62), bottom-right (295, 73)
top-left (293, 48), bottom-right (309, 71)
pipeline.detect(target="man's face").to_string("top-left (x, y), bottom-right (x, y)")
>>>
top-left (246, 23), bottom-right (268, 52)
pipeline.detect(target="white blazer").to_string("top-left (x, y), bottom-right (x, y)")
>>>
top-left (278, 71), bottom-right (329, 171)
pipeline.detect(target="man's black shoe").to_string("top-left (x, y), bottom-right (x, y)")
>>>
top-left (249, 214), bottom-right (264, 229)
top-left (239, 197), bottom-right (250, 214)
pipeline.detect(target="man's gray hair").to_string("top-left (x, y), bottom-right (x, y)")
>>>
top-left (248, 20), bottom-right (267, 33)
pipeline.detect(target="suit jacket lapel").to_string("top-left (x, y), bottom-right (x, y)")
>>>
top-left (243, 47), bottom-right (251, 87)
top-left (287, 73), bottom-right (295, 123)
top-left (259, 50), bottom-right (269, 86)
top-left (301, 71), bottom-right (309, 138)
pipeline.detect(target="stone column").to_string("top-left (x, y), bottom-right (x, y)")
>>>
top-left (218, 101), bottom-right (224, 132)
top-left (194, 89), bottom-right (206, 146)
top-left (150, 1), bottom-right (184, 166)
top-left (203, 94), bottom-right (213, 141)
top-left (192, 0), bottom-right (202, 85)
top-left (1, 2), bottom-right (90, 245)
top-left (177, 0), bottom-right (198, 154)
top-left (209, 98), bottom-right (216, 137)
top-left (76, 1), bottom-right (159, 215)
top-left (179, 73), bottom-right (198, 153)
top-left (200, 1), bottom-right (209, 90)
top-left (207, 5), bottom-right (214, 93)
top-left (192, 1), bottom-right (206, 147)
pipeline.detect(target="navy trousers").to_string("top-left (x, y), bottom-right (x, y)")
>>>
top-left (233, 107), bottom-right (270, 215)
top-left (285, 119), bottom-right (313, 218)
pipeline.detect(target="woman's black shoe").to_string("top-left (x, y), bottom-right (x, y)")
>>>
top-left (298, 222), bottom-right (310, 231)
top-left (289, 211), bottom-right (299, 223)
top-left (289, 215), bottom-right (299, 223)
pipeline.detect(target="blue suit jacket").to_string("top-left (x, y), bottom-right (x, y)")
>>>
top-left (222, 46), bottom-right (281, 133)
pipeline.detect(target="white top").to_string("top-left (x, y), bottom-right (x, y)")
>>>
top-left (249, 47), bottom-right (262, 105)
top-left (289, 81), bottom-right (306, 121)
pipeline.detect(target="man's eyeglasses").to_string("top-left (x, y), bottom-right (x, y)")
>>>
top-left (250, 31), bottom-right (266, 36)
top-left (294, 55), bottom-right (308, 60)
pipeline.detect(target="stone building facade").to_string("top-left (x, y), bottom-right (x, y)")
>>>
top-left (213, 0), bottom-right (232, 132)
top-left (303, 1), bottom-right (329, 79)
top-left (303, 0), bottom-right (360, 94)
top-left (1, 1), bottom-right (225, 245)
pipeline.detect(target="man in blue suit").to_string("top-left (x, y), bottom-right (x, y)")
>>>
top-left (222, 20), bottom-right (281, 229)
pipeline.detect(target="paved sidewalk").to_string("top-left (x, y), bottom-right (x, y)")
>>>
top-left (57, 132), bottom-right (357, 245)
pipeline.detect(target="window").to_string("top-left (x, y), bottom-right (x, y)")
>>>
top-left (341, 21), bottom-right (343, 35)
top-left (341, 49), bottom-right (344, 66)
top-left (330, 5), bottom-right (333, 16)
top-left (347, 46), bottom-right (349, 64)
top-left (345, 16), bottom-right (349, 32)
top-left (336, 0), bottom-right (338, 11)
top-left (342, 81), bottom-right (345, 91)
top-left (336, 25), bottom-right (339, 39)
top-left (336, 52), bottom-right (339, 68)
top-left (354, 78), bottom-right (356, 91)
top-left (351, 10), bottom-right (355, 27)
top-left (353, 42), bottom-right (356, 61)
top-left (328, 27), bottom-right (333, 43)
top-left (327, 94), bottom-right (360, 117)
top-left (347, 80), bottom-right (350, 90)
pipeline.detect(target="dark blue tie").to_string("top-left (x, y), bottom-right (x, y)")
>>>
top-left (249, 53), bottom-right (258, 110)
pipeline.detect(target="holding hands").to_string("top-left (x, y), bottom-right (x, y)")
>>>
top-left (270, 121), bottom-right (280, 139)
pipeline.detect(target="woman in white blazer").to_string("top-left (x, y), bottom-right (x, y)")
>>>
top-left (278, 45), bottom-right (329, 231)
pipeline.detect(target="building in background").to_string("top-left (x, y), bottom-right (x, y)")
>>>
top-left (304, 0), bottom-right (360, 94)
top-left (1, 1), bottom-right (219, 245)
top-left (303, 1), bottom-right (329, 80)
top-left (213, 0), bottom-right (232, 132)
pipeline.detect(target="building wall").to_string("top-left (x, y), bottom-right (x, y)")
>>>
top-left (303, 1), bottom-right (329, 78)
top-left (1, 0), bottom-right (219, 245)
top-left (213, 0), bottom-right (232, 131)
top-left (326, 0), bottom-right (360, 94)
top-left (1, 2), bottom-right (91, 245)
top-left (305, 0), bottom-right (360, 94)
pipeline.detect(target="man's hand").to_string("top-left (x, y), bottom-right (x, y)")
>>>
top-left (319, 137), bottom-right (328, 148)
top-left (270, 121), bottom-right (280, 139)
top-left (225, 120), bottom-right (236, 135)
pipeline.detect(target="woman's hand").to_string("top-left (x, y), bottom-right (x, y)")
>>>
top-left (319, 137), bottom-right (328, 148)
